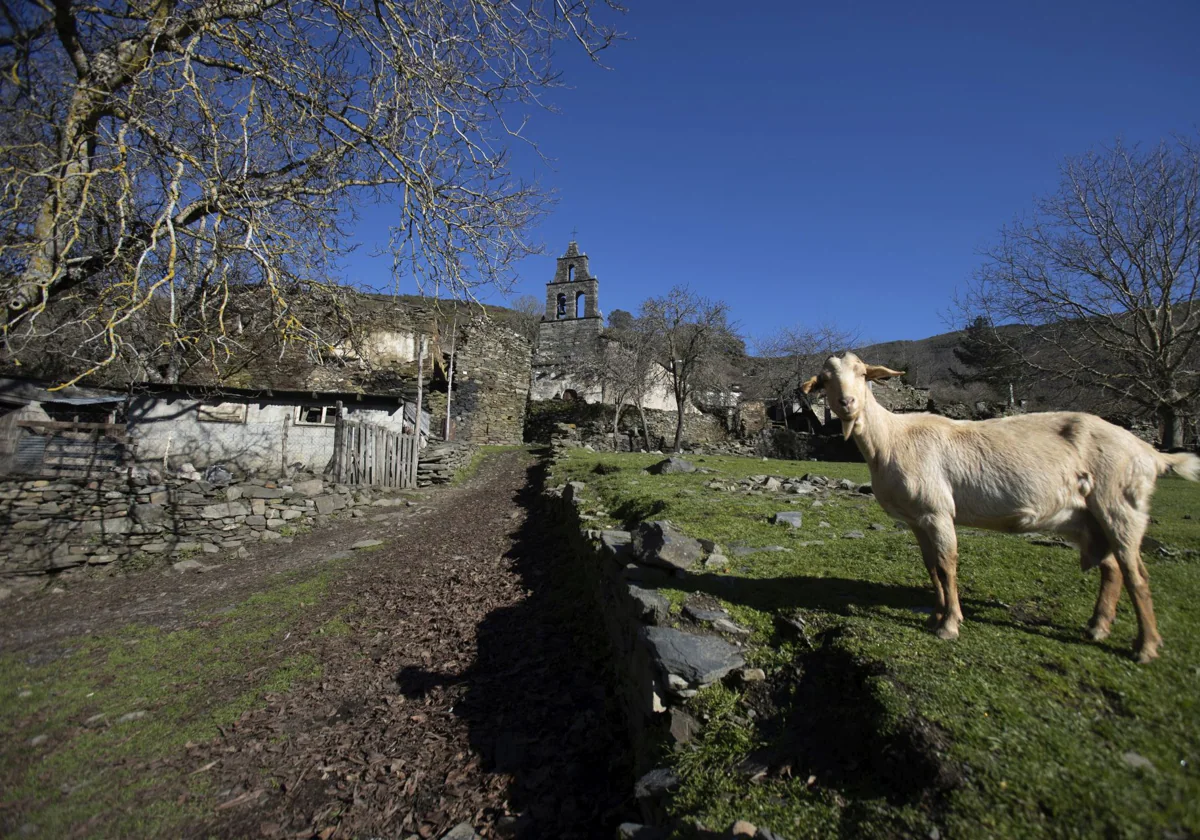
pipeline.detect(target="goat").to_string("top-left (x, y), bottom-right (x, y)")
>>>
top-left (800, 352), bottom-right (1200, 663)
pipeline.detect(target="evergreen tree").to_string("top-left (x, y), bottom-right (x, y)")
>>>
top-left (951, 317), bottom-right (1023, 400)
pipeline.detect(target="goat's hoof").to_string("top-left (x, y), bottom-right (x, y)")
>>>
top-left (1134, 640), bottom-right (1162, 664)
top-left (934, 624), bottom-right (960, 641)
top-left (924, 613), bottom-right (945, 630)
top-left (1085, 623), bottom-right (1112, 642)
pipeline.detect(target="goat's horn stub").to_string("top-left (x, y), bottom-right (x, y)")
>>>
top-left (800, 375), bottom-right (821, 393)
top-left (864, 365), bottom-right (904, 381)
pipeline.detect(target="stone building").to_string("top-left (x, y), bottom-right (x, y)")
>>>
top-left (530, 241), bottom-right (605, 402)
top-left (529, 241), bottom-right (684, 412)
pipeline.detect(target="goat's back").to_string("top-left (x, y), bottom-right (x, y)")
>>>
top-left (876, 411), bottom-right (1161, 530)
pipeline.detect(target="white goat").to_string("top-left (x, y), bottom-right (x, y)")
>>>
top-left (801, 352), bottom-right (1200, 663)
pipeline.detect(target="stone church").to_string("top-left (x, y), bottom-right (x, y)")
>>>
top-left (529, 240), bottom-right (684, 412)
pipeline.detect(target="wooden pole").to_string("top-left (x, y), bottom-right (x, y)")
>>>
top-left (412, 335), bottom-right (425, 486)
top-left (444, 317), bottom-right (457, 441)
top-left (281, 414), bottom-right (290, 478)
top-left (332, 400), bottom-right (344, 481)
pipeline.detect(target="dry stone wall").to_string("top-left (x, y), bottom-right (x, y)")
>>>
top-left (0, 470), bottom-right (410, 579)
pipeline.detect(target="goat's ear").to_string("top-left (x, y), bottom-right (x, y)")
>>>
top-left (800, 375), bottom-right (822, 394)
top-left (864, 365), bottom-right (904, 382)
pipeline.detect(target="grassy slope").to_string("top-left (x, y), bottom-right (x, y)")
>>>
top-left (0, 567), bottom-right (347, 838)
top-left (552, 451), bottom-right (1200, 839)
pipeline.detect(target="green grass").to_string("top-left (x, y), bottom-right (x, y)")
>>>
top-left (553, 450), bottom-right (1200, 839)
top-left (0, 565), bottom-right (345, 838)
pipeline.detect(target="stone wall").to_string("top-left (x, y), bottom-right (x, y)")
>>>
top-left (543, 432), bottom-right (765, 833)
top-left (0, 469), bottom-right (410, 579)
top-left (445, 317), bottom-right (531, 445)
top-left (526, 400), bottom-right (732, 451)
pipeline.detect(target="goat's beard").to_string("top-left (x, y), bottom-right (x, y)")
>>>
top-left (841, 416), bottom-right (858, 441)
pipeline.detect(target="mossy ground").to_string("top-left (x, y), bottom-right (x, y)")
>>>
top-left (0, 565), bottom-right (345, 838)
top-left (453, 444), bottom-right (528, 484)
top-left (552, 450), bottom-right (1200, 839)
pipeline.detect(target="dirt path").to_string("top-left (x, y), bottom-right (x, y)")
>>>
top-left (2, 450), bottom-right (635, 839)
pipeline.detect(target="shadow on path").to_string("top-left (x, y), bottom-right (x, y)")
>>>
top-left (397, 458), bottom-right (637, 839)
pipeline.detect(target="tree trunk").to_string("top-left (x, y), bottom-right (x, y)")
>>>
top-left (612, 403), bottom-right (624, 450)
top-left (1159, 403), bottom-right (1186, 450)
top-left (637, 403), bottom-right (651, 452)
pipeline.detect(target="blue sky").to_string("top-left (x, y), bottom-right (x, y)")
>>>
top-left (345, 0), bottom-right (1200, 347)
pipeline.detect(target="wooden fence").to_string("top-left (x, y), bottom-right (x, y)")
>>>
top-left (331, 414), bottom-right (419, 488)
top-left (11, 420), bottom-right (128, 477)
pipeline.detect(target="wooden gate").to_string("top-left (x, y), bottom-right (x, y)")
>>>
top-left (331, 415), bottom-right (419, 488)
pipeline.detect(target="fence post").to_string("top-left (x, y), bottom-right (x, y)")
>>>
top-left (412, 335), bottom-right (425, 487)
top-left (281, 414), bottom-right (290, 478)
top-left (332, 400), bottom-right (344, 482)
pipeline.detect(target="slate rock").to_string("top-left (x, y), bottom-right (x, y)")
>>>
top-left (292, 479), bottom-right (324, 497)
top-left (1121, 751), bottom-right (1155, 771)
top-left (130, 503), bottom-right (165, 525)
top-left (728, 544), bottom-right (790, 557)
top-left (641, 626), bottom-right (745, 685)
top-left (618, 824), bottom-right (670, 840)
top-left (600, 529), bottom-right (633, 559)
top-left (351, 539), bottom-right (384, 550)
top-left (240, 484), bottom-right (286, 499)
top-left (771, 511), bottom-right (803, 529)
top-left (628, 586), bottom-right (671, 625)
top-left (704, 553), bottom-right (729, 570)
top-left (173, 559), bottom-right (206, 573)
top-left (648, 457), bottom-right (697, 475)
top-left (439, 824), bottom-right (481, 840)
top-left (683, 604), bottom-right (728, 624)
top-left (204, 465), bottom-right (234, 486)
top-left (313, 494), bottom-right (346, 515)
top-left (843, 530), bottom-right (865, 539)
top-left (763, 477), bottom-right (782, 492)
top-left (634, 767), bottom-right (681, 801)
top-left (632, 521), bottom-right (703, 571)
top-left (668, 708), bottom-right (701, 745)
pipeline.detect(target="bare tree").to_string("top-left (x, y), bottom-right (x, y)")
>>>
top-left (0, 0), bottom-right (621, 385)
top-left (639, 286), bottom-right (738, 451)
top-left (506, 294), bottom-right (544, 344)
top-left (755, 321), bottom-right (859, 425)
top-left (581, 316), bottom-right (660, 450)
top-left (961, 135), bottom-right (1200, 447)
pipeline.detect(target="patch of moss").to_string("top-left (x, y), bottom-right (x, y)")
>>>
top-left (0, 566), bottom-right (342, 838)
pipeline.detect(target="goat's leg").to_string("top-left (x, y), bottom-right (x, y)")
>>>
top-left (1086, 555), bottom-right (1122, 642)
top-left (912, 525), bottom-right (946, 627)
top-left (1096, 502), bottom-right (1161, 663)
top-left (1079, 514), bottom-right (1121, 642)
top-left (1116, 546), bottom-right (1161, 663)
top-left (921, 516), bottom-right (962, 640)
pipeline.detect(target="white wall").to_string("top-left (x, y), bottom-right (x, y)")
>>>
top-left (127, 396), bottom-right (410, 475)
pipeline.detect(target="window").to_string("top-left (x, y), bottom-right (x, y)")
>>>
top-left (568, 263), bottom-right (575, 281)
top-left (556, 293), bottom-right (568, 319)
top-left (198, 402), bottom-right (248, 423)
top-left (295, 405), bottom-right (337, 426)
top-left (576, 291), bottom-right (586, 318)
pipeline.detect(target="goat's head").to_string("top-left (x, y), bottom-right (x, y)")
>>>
top-left (800, 353), bottom-right (904, 440)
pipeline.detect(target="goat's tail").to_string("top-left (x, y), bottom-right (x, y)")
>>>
top-left (1156, 451), bottom-right (1200, 481)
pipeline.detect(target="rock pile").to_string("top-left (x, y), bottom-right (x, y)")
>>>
top-left (416, 441), bottom-right (479, 486)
